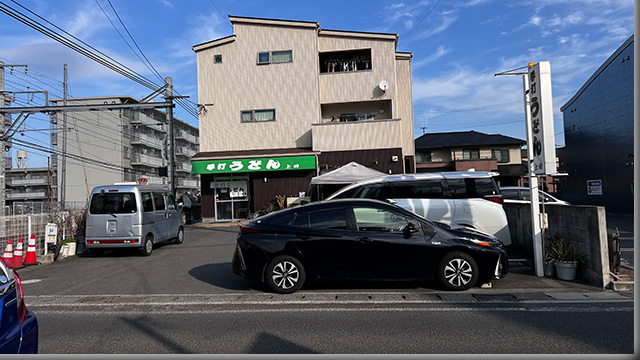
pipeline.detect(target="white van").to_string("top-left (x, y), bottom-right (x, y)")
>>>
top-left (326, 171), bottom-right (512, 245)
top-left (85, 184), bottom-right (184, 256)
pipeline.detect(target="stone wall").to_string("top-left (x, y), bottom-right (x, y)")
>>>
top-left (503, 202), bottom-right (611, 288)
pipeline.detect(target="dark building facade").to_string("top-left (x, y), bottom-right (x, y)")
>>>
top-left (559, 35), bottom-right (633, 214)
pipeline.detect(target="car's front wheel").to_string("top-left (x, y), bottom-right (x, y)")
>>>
top-left (265, 255), bottom-right (306, 294)
top-left (437, 252), bottom-right (478, 291)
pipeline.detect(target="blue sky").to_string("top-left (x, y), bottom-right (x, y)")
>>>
top-left (0, 0), bottom-right (634, 168)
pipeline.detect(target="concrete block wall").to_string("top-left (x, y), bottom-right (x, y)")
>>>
top-left (503, 203), bottom-right (611, 288)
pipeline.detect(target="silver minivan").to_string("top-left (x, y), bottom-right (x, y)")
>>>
top-left (85, 184), bottom-right (184, 256)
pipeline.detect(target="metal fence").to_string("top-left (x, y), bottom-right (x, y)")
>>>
top-left (1, 206), bottom-right (86, 257)
top-left (1, 213), bottom-right (49, 256)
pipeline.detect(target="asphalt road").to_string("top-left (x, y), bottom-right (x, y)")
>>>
top-left (16, 225), bottom-right (635, 354)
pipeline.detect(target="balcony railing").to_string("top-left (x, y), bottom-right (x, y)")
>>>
top-left (11, 178), bottom-right (47, 186)
top-left (131, 153), bottom-right (164, 167)
top-left (7, 191), bottom-right (47, 199)
top-left (176, 130), bottom-right (198, 144)
top-left (131, 133), bottom-right (164, 150)
top-left (311, 118), bottom-right (403, 152)
top-left (178, 179), bottom-right (199, 188)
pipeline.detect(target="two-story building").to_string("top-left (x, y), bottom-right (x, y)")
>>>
top-left (191, 16), bottom-right (414, 222)
top-left (414, 130), bottom-right (526, 187)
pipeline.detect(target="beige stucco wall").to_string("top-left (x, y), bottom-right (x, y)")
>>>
top-left (395, 56), bottom-right (415, 159)
top-left (196, 23), bottom-right (320, 151)
top-left (318, 35), bottom-right (397, 106)
top-left (311, 119), bottom-right (403, 152)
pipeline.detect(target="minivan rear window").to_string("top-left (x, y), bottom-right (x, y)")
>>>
top-left (447, 178), bottom-right (498, 198)
top-left (392, 181), bottom-right (447, 199)
top-left (89, 192), bottom-right (137, 214)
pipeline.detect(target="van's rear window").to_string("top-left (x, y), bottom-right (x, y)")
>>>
top-left (89, 192), bottom-right (137, 214)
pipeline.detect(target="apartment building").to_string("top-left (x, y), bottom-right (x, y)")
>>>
top-left (3, 153), bottom-right (55, 214)
top-left (49, 95), bottom-right (200, 206)
top-left (191, 16), bottom-right (414, 222)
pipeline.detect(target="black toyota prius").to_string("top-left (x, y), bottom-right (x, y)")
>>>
top-left (232, 198), bottom-right (508, 294)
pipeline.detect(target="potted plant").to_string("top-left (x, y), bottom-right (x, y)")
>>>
top-left (549, 240), bottom-right (587, 281)
top-left (544, 233), bottom-right (562, 276)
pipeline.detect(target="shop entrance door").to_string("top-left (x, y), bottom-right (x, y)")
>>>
top-left (212, 176), bottom-right (249, 222)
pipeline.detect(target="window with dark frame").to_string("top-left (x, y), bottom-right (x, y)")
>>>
top-left (416, 151), bottom-right (432, 163)
top-left (257, 50), bottom-right (293, 65)
top-left (492, 149), bottom-right (510, 163)
top-left (241, 109), bottom-right (276, 123)
top-left (214, 54), bottom-right (222, 63)
top-left (462, 148), bottom-right (480, 160)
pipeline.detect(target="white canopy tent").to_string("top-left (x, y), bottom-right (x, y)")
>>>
top-left (311, 161), bottom-right (386, 185)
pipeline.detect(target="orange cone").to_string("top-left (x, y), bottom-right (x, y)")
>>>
top-left (2, 239), bottom-right (14, 267)
top-left (24, 234), bottom-right (37, 265)
top-left (13, 237), bottom-right (24, 268)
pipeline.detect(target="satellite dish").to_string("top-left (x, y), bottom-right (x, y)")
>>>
top-left (379, 80), bottom-right (389, 92)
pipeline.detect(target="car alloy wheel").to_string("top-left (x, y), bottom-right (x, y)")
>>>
top-left (265, 255), bottom-right (306, 294)
top-left (437, 252), bottom-right (478, 291)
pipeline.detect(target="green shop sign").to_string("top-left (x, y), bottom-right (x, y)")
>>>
top-left (192, 155), bottom-right (316, 174)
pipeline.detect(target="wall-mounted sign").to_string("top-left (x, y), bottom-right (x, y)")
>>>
top-left (192, 155), bottom-right (316, 174)
top-left (527, 62), bottom-right (557, 175)
top-left (587, 179), bottom-right (603, 195)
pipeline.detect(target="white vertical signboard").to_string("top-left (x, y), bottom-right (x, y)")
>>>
top-left (527, 61), bottom-right (557, 175)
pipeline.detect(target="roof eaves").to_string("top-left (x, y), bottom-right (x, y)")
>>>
top-left (561, 34), bottom-right (634, 111)
top-left (192, 34), bottom-right (237, 53)
top-left (229, 15), bottom-right (319, 29)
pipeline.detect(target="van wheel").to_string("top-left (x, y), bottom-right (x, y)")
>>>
top-left (174, 227), bottom-right (184, 244)
top-left (437, 252), bottom-right (478, 291)
top-left (140, 235), bottom-right (153, 256)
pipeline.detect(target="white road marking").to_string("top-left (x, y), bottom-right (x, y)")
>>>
top-left (21, 279), bottom-right (42, 284)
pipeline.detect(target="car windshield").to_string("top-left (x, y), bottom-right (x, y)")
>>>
top-left (89, 192), bottom-right (137, 214)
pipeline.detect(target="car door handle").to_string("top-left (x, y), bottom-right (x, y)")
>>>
top-left (355, 237), bottom-right (373, 243)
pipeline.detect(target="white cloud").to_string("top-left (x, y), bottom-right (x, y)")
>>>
top-left (160, 0), bottom-right (174, 8)
top-left (413, 13), bottom-right (458, 39)
top-left (412, 46), bottom-right (451, 69)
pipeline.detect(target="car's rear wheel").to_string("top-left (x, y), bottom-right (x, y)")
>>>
top-left (437, 252), bottom-right (478, 291)
top-left (265, 255), bottom-right (306, 294)
top-left (140, 235), bottom-right (153, 256)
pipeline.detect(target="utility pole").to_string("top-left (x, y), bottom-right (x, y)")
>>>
top-left (165, 77), bottom-right (175, 197)
top-left (0, 61), bottom-right (5, 217)
top-left (61, 64), bottom-right (67, 211)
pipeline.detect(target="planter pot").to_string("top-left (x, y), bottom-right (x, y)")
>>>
top-left (544, 262), bottom-right (556, 277)
top-left (555, 261), bottom-right (577, 281)
top-left (67, 242), bottom-right (76, 256)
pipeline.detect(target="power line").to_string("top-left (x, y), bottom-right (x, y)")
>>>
top-left (0, 1), bottom-right (198, 119)
top-left (208, 0), bottom-right (233, 31)
top-left (402, 0), bottom-right (443, 38)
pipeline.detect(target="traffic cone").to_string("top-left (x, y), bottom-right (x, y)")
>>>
top-left (24, 234), bottom-right (37, 265)
top-left (13, 237), bottom-right (24, 268)
top-left (2, 239), bottom-right (14, 266)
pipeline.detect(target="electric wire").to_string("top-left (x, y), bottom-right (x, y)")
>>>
top-left (0, 1), bottom-right (198, 119)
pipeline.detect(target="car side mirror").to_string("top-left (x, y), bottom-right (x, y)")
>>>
top-left (403, 222), bottom-right (418, 239)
